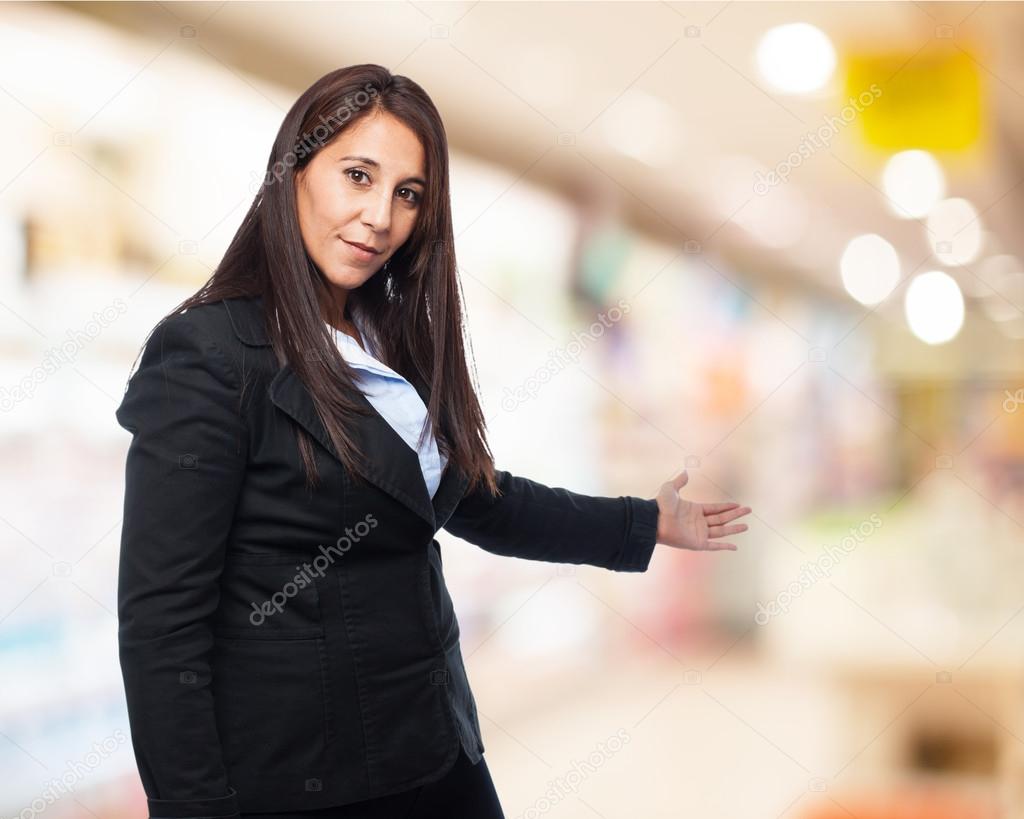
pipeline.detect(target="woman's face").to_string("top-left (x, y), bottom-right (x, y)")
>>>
top-left (294, 111), bottom-right (426, 297)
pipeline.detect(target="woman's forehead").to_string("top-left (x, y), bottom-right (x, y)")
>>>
top-left (330, 116), bottom-right (425, 179)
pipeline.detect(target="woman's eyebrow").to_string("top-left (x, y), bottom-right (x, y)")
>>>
top-left (339, 155), bottom-right (426, 187)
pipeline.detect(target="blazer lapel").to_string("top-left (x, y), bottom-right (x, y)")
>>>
top-left (406, 371), bottom-right (471, 532)
top-left (224, 295), bottom-right (468, 532)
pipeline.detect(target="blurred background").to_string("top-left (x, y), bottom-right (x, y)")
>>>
top-left (1, 1), bottom-right (1023, 817)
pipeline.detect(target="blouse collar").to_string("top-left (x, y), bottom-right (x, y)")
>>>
top-left (326, 306), bottom-right (401, 381)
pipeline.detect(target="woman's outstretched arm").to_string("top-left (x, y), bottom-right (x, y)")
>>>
top-left (443, 469), bottom-right (661, 572)
top-left (443, 467), bottom-right (752, 571)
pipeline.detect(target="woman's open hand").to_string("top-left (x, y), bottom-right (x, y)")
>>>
top-left (654, 469), bottom-right (751, 552)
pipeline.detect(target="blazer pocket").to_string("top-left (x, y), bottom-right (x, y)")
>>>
top-left (214, 555), bottom-right (325, 639)
top-left (212, 635), bottom-right (330, 776)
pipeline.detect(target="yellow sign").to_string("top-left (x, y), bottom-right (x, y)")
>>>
top-left (845, 43), bottom-right (984, 152)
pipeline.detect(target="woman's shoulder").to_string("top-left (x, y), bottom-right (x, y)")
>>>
top-left (157, 294), bottom-right (269, 351)
top-left (129, 296), bottom-right (271, 389)
top-left (117, 298), bottom-right (263, 432)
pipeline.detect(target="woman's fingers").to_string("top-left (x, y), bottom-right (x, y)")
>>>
top-left (702, 501), bottom-right (740, 514)
top-left (705, 505), bottom-right (752, 526)
top-left (670, 469), bottom-right (690, 491)
top-left (709, 523), bottom-right (748, 537)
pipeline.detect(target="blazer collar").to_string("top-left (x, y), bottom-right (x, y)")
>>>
top-left (222, 295), bottom-right (468, 532)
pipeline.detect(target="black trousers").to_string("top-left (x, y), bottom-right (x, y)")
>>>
top-left (240, 748), bottom-right (505, 819)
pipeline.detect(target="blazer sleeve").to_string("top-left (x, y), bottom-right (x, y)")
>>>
top-left (443, 469), bottom-right (660, 572)
top-left (114, 311), bottom-right (245, 819)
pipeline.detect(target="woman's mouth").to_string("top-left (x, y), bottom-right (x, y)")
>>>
top-left (342, 238), bottom-right (382, 262)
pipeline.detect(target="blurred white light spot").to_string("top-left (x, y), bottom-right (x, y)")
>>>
top-left (904, 270), bottom-right (964, 344)
top-left (927, 197), bottom-right (982, 266)
top-left (840, 233), bottom-right (900, 305)
top-left (755, 23), bottom-right (836, 94)
top-left (601, 89), bottom-right (681, 167)
top-left (882, 150), bottom-right (946, 219)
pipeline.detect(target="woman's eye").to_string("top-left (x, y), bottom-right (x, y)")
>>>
top-left (346, 170), bottom-right (419, 205)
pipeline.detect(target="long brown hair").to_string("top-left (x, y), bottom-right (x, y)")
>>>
top-left (147, 64), bottom-right (497, 497)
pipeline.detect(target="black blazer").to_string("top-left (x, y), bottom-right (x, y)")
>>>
top-left (114, 294), bottom-right (659, 818)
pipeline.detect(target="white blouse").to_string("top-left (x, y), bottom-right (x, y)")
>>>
top-left (325, 309), bottom-right (447, 499)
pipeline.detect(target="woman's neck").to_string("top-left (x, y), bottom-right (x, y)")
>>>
top-left (323, 299), bottom-right (367, 352)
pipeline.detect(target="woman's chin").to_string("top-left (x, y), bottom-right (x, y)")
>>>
top-left (322, 266), bottom-right (379, 291)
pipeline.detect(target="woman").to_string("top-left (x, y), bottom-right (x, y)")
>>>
top-left (114, 64), bottom-right (752, 819)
